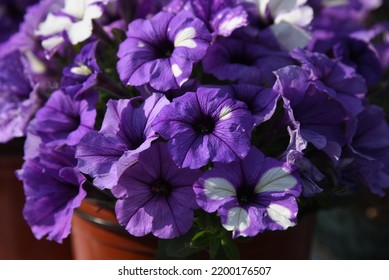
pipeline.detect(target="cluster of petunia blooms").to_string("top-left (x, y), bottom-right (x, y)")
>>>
top-left (1, 0), bottom-right (389, 257)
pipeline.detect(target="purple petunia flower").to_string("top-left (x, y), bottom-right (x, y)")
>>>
top-left (274, 65), bottom-right (355, 162)
top-left (0, 0), bottom-right (63, 67)
top-left (152, 87), bottom-right (255, 169)
top-left (17, 144), bottom-right (86, 243)
top-left (202, 37), bottom-right (293, 86)
top-left (310, 0), bottom-right (381, 36)
top-left (61, 41), bottom-right (101, 97)
top-left (194, 147), bottom-right (302, 238)
top-left (0, 0), bottom-right (63, 59)
top-left (76, 93), bottom-right (170, 189)
top-left (0, 50), bottom-right (41, 143)
top-left (344, 105), bottom-right (389, 196)
top-left (137, 77), bottom-right (200, 100)
top-left (372, 23), bottom-right (389, 71)
top-left (34, 0), bottom-right (110, 55)
top-left (221, 84), bottom-right (280, 127)
top-left (113, 142), bottom-right (202, 239)
top-left (117, 11), bottom-right (211, 91)
top-left (282, 128), bottom-right (325, 197)
top-left (308, 18), bottom-right (382, 88)
top-left (31, 88), bottom-right (98, 147)
top-left (0, 0), bottom-right (66, 96)
top-left (134, 0), bottom-right (171, 19)
top-left (246, 0), bottom-right (313, 50)
top-left (0, 0), bottom-right (41, 43)
top-left (165, 0), bottom-right (249, 37)
top-left (0, 2), bottom-right (25, 43)
top-left (332, 37), bottom-right (382, 87)
top-left (290, 48), bottom-right (367, 116)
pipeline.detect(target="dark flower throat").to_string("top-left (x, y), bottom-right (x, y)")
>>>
top-left (194, 115), bottom-right (215, 134)
top-left (151, 179), bottom-right (172, 195)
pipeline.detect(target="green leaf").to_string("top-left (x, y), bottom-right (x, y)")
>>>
top-left (221, 236), bottom-right (240, 260)
top-left (209, 237), bottom-right (221, 260)
top-left (155, 229), bottom-right (204, 259)
top-left (156, 239), bottom-right (197, 259)
top-left (111, 28), bottom-right (127, 43)
top-left (190, 230), bottom-right (208, 249)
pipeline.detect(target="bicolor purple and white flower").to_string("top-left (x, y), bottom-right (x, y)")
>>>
top-left (152, 87), bottom-right (255, 169)
top-left (117, 11), bottom-right (211, 91)
top-left (76, 93), bottom-right (169, 189)
top-left (0, 0), bottom-right (61, 56)
top-left (61, 41), bottom-right (101, 97)
top-left (17, 144), bottom-right (86, 243)
top-left (194, 147), bottom-right (302, 238)
top-left (0, 0), bottom-right (66, 90)
top-left (165, 0), bottom-right (249, 37)
top-left (248, 0), bottom-right (313, 50)
top-left (113, 142), bottom-right (202, 239)
top-left (35, 0), bottom-right (109, 55)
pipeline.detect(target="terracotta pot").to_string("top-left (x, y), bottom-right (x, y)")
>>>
top-left (0, 140), bottom-right (72, 259)
top-left (71, 198), bottom-right (315, 260)
top-left (71, 199), bottom-right (159, 260)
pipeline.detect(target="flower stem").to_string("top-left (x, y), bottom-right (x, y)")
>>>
top-left (96, 72), bottom-right (132, 98)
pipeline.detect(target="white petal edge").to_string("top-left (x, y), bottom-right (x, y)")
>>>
top-left (71, 64), bottom-right (92, 76)
top-left (270, 20), bottom-right (311, 50)
top-left (274, 6), bottom-right (313, 27)
top-left (267, 203), bottom-right (295, 229)
top-left (36, 14), bottom-right (72, 36)
top-left (322, 0), bottom-right (349, 7)
top-left (63, 0), bottom-right (86, 19)
top-left (222, 207), bottom-right (250, 235)
top-left (25, 51), bottom-right (46, 74)
top-left (218, 16), bottom-right (246, 36)
top-left (172, 64), bottom-right (182, 77)
top-left (42, 36), bottom-right (65, 51)
top-left (219, 106), bottom-right (232, 120)
top-left (83, 4), bottom-right (104, 21)
top-left (203, 177), bottom-right (236, 200)
top-left (269, 0), bottom-right (300, 17)
top-left (174, 27), bottom-right (197, 48)
top-left (67, 20), bottom-right (93, 45)
top-left (255, 167), bottom-right (297, 193)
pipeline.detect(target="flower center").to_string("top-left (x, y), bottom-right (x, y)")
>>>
top-left (194, 115), bottom-right (216, 134)
top-left (236, 187), bottom-right (254, 205)
top-left (229, 53), bottom-right (254, 66)
top-left (158, 40), bottom-right (175, 58)
top-left (151, 179), bottom-right (172, 196)
top-left (71, 114), bottom-right (81, 131)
